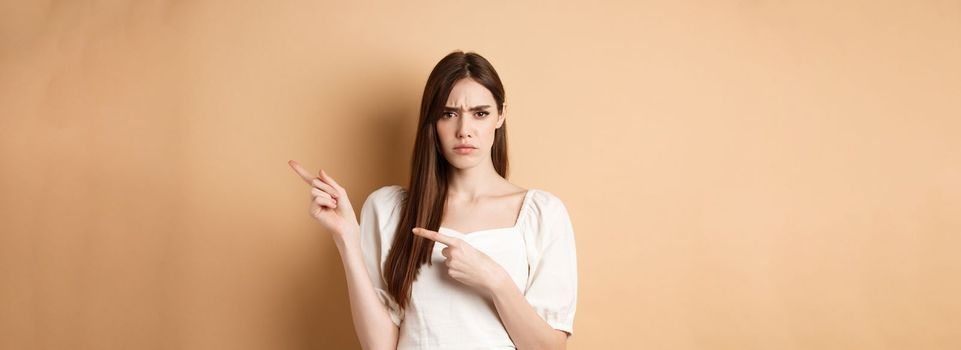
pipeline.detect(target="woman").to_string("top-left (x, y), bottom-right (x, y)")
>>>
top-left (289, 50), bottom-right (577, 349)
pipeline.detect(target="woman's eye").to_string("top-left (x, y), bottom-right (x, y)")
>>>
top-left (442, 112), bottom-right (455, 119)
top-left (475, 111), bottom-right (489, 118)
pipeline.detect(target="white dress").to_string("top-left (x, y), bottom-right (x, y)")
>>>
top-left (359, 185), bottom-right (578, 349)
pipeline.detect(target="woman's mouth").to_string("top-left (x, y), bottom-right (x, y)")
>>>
top-left (454, 145), bottom-right (476, 154)
top-left (454, 147), bottom-right (476, 154)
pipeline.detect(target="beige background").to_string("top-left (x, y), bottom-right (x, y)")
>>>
top-left (1, 0), bottom-right (959, 349)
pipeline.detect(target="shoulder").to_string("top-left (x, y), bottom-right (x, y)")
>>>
top-left (359, 185), bottom-right (408, 244)
top-left (368, 184), bottom-right (406, 200)
top-left (522, 188), bottom-right (574, 240)
top-left (361, 185), bottom-right (407, 217)
top-left (521, 188), bottom-right (576, 253)
top-left (526, 188), bottom-right (570, 220)
top-left (364, 185), bottom-right (407, 206)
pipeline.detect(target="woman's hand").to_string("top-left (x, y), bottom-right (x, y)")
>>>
top-left (288, 160), bottom-right (359, 241)
top-left (412, 227), bottom-right (512, 297)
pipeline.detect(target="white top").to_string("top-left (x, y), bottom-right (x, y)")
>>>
top-left (359, 185), bottom-right (578, 349)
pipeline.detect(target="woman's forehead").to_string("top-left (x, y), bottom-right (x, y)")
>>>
top-left (445, 79), bottom-right (495, 107)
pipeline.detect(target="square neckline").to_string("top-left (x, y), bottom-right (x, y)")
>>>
top-left (438, 188), bottom-right (535, 237)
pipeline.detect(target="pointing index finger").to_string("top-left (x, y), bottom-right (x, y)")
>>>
top-left (288, 160), bottom-right (316, 185)
top-left (412, 227), bottom-right (460, 247)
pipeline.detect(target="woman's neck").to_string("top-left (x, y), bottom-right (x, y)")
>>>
top-left (446, 162), bottom-right (508, 200)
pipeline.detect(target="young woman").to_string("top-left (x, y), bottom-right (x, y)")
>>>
top-left (289, 50), bottom-right (577, 349)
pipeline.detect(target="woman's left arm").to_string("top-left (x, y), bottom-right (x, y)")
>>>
top-left (488, 274), bottom-right (568, 349)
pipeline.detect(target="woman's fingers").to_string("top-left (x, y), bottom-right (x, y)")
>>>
top-left (311, 188), bottom-right (338, 208)
top-left (313, 195), bottom-right (337, 208)
top-left (319, 169), bottom-right (345, 194)
top-left (289, 160), bottom-right (353, 222)
top-left (289, 160), bottom-right (340, 198)
top-left (310, 178), bottom-right (339, 198)
top-left (412, 227), bottom-right (463, 248)
top-left (288, 160), bottom-right (316, 185)
top-left (311, 187), bottom-right (337, 202)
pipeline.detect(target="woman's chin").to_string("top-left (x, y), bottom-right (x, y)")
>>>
top-left (445, 159), bottom-right (481, 171)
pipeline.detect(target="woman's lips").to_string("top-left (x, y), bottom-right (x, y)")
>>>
top-left (454, 146), bottom-right (476, 154)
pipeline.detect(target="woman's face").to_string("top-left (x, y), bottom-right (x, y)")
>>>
top-left (435, 78), bottom-right (506, 170)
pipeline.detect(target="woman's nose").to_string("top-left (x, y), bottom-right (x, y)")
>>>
top-left (456, 118), bottom-right (472, 138)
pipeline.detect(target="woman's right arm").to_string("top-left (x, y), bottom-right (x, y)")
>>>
top-left (288, 160), bottom-right (399, 350)
top-left (333, 231), bottom-right (400, 350)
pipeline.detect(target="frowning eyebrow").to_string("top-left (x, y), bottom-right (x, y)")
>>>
top-left (443, 105), bottom-right (491, 112)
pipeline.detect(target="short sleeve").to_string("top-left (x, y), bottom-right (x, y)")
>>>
top-left (524, 194), bottom-right (578, 336)
top-left (359, 185), bottom-right (406, 326)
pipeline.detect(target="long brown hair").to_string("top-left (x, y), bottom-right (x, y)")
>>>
top-left (384, 50), bottom-right (508, 310)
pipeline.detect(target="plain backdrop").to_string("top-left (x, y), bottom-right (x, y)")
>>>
top-left (1, 0), bottom-right (959, 349)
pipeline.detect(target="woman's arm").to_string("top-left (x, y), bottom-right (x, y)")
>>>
top-left (287, 161), bottom-right (399, 350)
top-left (334, 230), bottom-right (400, 350)
top-left (489, 275), bottom-right (568, 349)
top-left (492, 195), bottom-right (577, 349)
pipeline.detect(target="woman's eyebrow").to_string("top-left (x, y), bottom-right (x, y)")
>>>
top-left (443, 105), bottom-right (490, 111)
